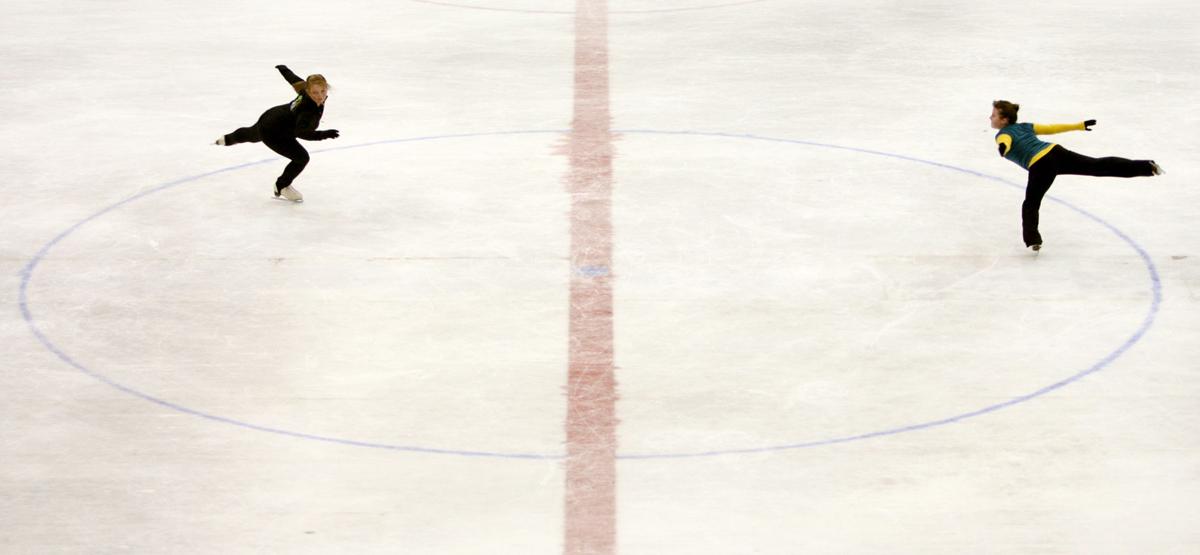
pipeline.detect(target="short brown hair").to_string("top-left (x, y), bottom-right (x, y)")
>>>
top-left (992, 100), bottom-right (1019, 124)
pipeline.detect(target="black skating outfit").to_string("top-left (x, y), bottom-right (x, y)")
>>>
top-left (222, 65), bottom-right (338, 193)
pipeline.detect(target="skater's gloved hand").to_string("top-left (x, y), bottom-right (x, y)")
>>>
top-left (1083, 119), bottom-right (1096, 131)
top-left (319, 129), bottom-right (340, 140)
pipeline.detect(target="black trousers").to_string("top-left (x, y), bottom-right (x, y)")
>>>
top-left (224, 106), bottom-right (310, 190)
top-left (1022, 145), bottom-right (1154, 246)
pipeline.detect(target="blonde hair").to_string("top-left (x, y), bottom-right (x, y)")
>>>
top-left (306, 74), bottom-right (330, 91)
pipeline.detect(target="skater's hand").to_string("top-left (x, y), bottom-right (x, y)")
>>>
top-left (319, 129), bottom-right (340, 140)
top-left (1083, 119), bottom-right (1096, 131)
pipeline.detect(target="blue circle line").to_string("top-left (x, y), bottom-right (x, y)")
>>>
top-left (18, 129), bottom-right (1160, 460)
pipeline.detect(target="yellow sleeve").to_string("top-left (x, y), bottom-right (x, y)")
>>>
top-left (996, 134), bottom-right (1013, 156)
top-left (1033, 122), bottom-right (1086, 135)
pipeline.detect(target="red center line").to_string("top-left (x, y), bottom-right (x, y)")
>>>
top-left (563, 0), bottom-right (617, 553)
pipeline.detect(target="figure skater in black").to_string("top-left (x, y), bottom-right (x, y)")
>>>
top-left (990, 100), bottom-right (1162, 251)
top-left (215, 65), bottom-right (339, 202)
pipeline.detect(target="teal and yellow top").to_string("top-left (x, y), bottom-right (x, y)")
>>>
top-left (995, 122), bottom-right (1087, 169)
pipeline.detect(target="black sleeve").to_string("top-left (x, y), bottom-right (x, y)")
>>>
top-left (998, 143), bottom-right (1008, 157)
top-left (276, 65), bottom-right (304, 87)
top-left (295, 111), bottom-right (321, 140)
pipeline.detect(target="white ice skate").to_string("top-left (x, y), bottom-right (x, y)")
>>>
top-left (1150, 160), bottom-right (1165, 176)
top-left (274, 185), bottom-right (303, 202)
top-left (214, 136), bottom-right (226, 146)
top-left (1030, 243), bottom-right (1042, 252)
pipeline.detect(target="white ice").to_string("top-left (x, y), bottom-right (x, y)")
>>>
top-left (2, 0), bottom-right (1198, 553)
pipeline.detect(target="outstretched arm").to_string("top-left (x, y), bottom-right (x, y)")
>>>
top-left (276, 64), bottom-right (306, 93)
top-left (294, 110), bottom-right (339, 141)
top-left (295, 127), bottom-right (339, 141)
top-left (1033, 120), bottom-right (1096, 134)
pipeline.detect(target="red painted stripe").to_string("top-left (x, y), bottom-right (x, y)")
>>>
top-left (564, 0), bottom-right (617, 553)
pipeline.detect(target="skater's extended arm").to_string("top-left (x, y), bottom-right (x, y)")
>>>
top-left (296, 126), bottom-right (338, 141)
top-left (997, 119), bottom-right (1096, 157)
top-left (276, 64), bottom-right (306, 93)
top-left (294, 111), bottom-right (339, 141)
top-left (1033, 120), bottom-right (1096, 134)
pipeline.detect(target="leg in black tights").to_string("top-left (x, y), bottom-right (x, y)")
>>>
top-left (1022, 164), bottom-right (1057, 247)
top-left (1021, 146), bottom-right (1155, 247)
top-left (262, 136), bottom-right (310, 190)
top-left (1051, 147), bottom-right (1155, 178)
top-left (223, 125), bottom-right (262, 145)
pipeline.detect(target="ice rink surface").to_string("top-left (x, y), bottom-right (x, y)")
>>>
top-left (2, 0), bottom-right (1198, 553)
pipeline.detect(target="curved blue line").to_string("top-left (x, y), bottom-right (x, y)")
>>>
top-left (18, 129), bottom-right (1161, 460)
